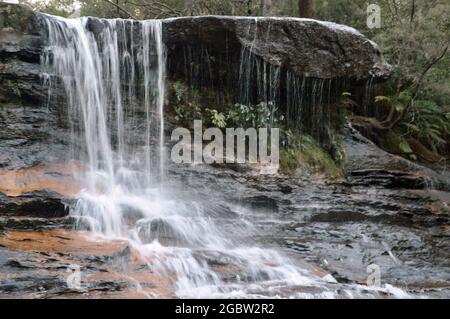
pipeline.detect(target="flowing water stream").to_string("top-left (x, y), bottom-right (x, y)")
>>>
top-left (40, 15), bottom-right (411, 298)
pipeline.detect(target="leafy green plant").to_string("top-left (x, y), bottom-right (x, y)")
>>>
top-left (206, 108), bottom-right (227, 128)
top-left (374, 95), bottom-right (391, 104)
top-left (279, 133), bottom-right (343, 178)
top-left (369, 92), bottom-right (450, 160)
top-left (399, 140), bottom-right (413, 154)
top-left (226, 102), bottom-right (284, 128)
top-left (173, 81), bottom-right (185, 104)
top-left (403, 99), bottom-right (450, 153)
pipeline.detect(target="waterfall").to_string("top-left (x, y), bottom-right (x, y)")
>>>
top-left (41, 14), bottom-right (395, 299)
top-left (43, 17), bottom-right (166, 194)
top-left (239, 47), bottom-right (339, 145)
top-left (237, 19), bottom-right (342, 146)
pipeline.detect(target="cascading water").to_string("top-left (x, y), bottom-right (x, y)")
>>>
top-left (43, 16), bottom-right (167, 238)
top-left (41, 14), bottom-right (408, 298)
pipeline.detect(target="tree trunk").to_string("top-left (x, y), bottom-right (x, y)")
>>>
top-left (185, 0), bottom-right (193, 15)
top-left (260, 0), bottom-right (273, 16)
top-left (247, 0), bottom-right (253, 15)
top-left (298, 0), bottom-right (315, 18)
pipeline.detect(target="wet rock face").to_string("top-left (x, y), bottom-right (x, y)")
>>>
top-left (0, 3), bottom-right (43, 60)
top-left (0, 3), bottom-right (70, 174)
top-left (0, 3), bottom-right (392, 209)
top-left (0, 191), bottom-right (69, 218)
top-left (0, 229), bottom-right (174, 298)
top-left (0, 0), bottom-right (76, 217)
top-left (0, 3), bottom-right (75, 220)
top-left (1, 162), bottom-right (449, 298)
top-left (164, 16), bottom-right (391, 80)
top-left (0, 3), bottom-right (46, 105)
top-left (343, 124), bottom-right (450, 192)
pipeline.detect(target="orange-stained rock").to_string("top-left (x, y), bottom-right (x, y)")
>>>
top-left (0, 228), bottom-right (176, 298)
top-left (0, 229), bottom-right (126, 255)
top-left (0, 162), bottom-right (82, 198)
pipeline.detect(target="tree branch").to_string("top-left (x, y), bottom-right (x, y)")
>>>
top-left (380, 43), bottom-right (449, 130)
top-left (410, 0), bottom-right (416, 24)
top-left (101, 0), bottom-right (137, 19)
top-left (126, 0), bottom-right (184, 18)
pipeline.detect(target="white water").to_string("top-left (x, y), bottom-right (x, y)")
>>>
top-left (42, 15), bottom-right (408, 299)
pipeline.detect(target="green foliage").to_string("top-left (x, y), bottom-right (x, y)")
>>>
top-left (398, 139), bottom-right (419, 161)
top-left (20, 0), bottom-right (295, 19)
top-left (173, 102), bottom-right (202, 126)
top-left (374, 96), bottom-right (391, 104)
top-left (279, 133), bottom-right (343, 178)
top-left (170, 81), bottom-right (278, 130)
top-left (319, 0), bottom-right (449, 161)
top-left (170, 81), bottom-right (203, 126)
top-left (226, 102), bottom-right (284, 128)
top-left (167, 79), bottom-right (342, 176)
top-left (173, 81), bottom-right (185, 104)
top-left (19, 0), bottom-right (75, 17)
top-left (371, 92), bottom-right (450, 158)
top-left (404, 99), bottom-right (450, 153)
top-left (205, 108), bottom-right (227, 128)
top-left (399, 140), bottom-right (413, 154)
top-left (377, 2), bottom-right (449, 159)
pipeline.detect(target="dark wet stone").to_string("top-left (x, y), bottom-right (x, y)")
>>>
top-left (84, 280), bottom-right (129, 292)
top-left (240, 195), bottom-right (279, 213)
top-left (343, 124), bottom-right (450, 192)
top-left (0, 191), bottom-right (69, 218)
top-left (5, 259), bottom-right (38, 269)
top-left (0, 216), bottom-right (69, 230)
top-left (163, 16), bottom-right (391, 80)
top-left (135, 218), bottom-right (185, 246)
top-left (310, 210), bottom-right (419, 226)
top-left (279, 184), bottom-right (293, 194)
